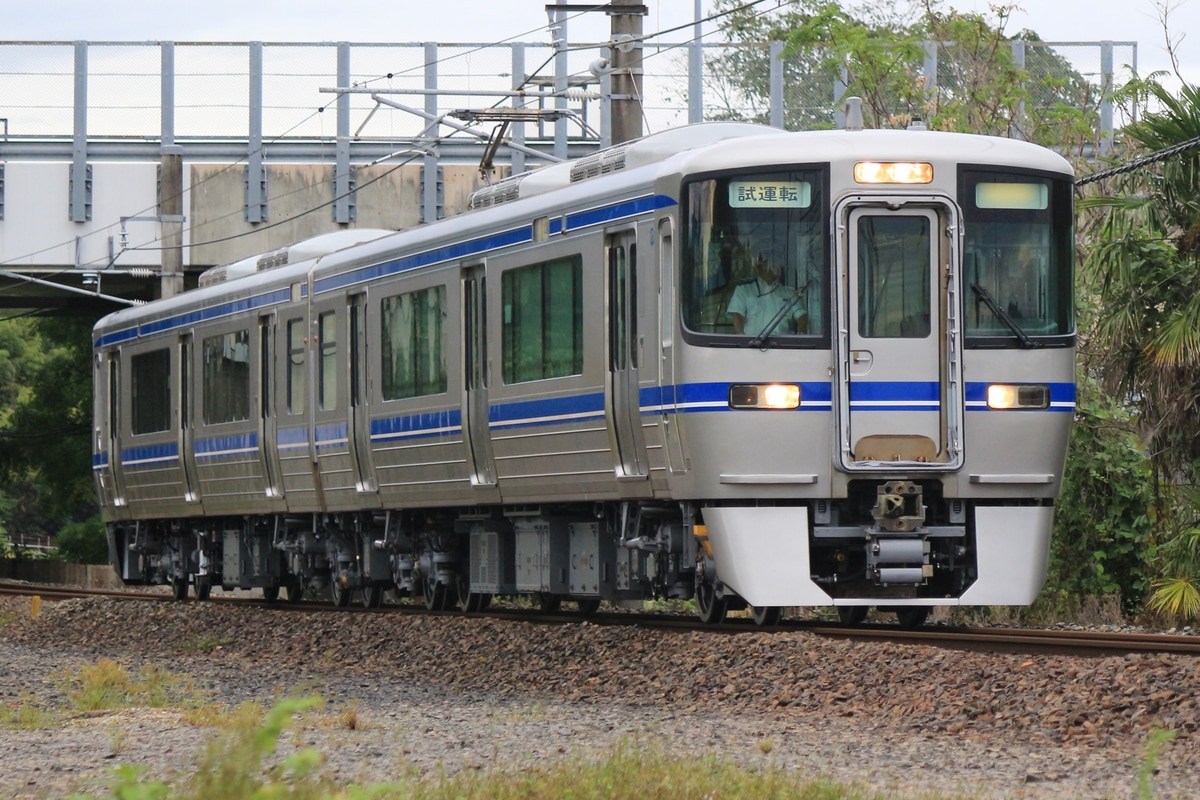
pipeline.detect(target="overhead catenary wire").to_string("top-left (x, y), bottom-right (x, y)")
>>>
top-left (1075, 134), bottom-right (1200, 186)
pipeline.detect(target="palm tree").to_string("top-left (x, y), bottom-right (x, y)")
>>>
top-left (1080, 80), bottom-right (1200, 620)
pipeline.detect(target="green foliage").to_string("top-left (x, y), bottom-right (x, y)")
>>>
top-left (1049, 375), bottom-right (1154, 609)
top-left (1147, 576), bottom-right (1200, 621)
top-left (783, 0), bottom-right (927, 129)
top-left (0, 316), bottom-right (99, 541)
top-left (55, 515), bottom-right (109, 564)
top-left (1078, 78), bottom-right (1200, 619)
top-left (1136, 728), bottom-right (1179, 800)
top-left (704, 0), bottom-right (1099, 150)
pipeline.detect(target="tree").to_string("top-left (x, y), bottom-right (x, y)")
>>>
top-left (1078, 80), bottom-right (1200, 619)
top-left (0, 316), bottom-right (98, 541)
top-left (701, 0), bottom-right (1099, 152)
top-left (54, 515), bottom-right (109, 564)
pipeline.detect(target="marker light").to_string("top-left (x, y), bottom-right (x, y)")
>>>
top-left (987, 384), bottom-right (1050, 410)
top-left (729, 383), bottom-right (801, 410)
top-left (854, 161), bottom-right (934, 184)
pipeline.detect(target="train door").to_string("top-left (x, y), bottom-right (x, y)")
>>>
top-left (462, 265), bottom-right (497, 486)
top-left (348, 294), bottom-right (378, 494)
top-left (605, 229), bottom-right (648, 479)
top-left (256, 317), bottom-right (283, 498)
top-left (836, 201), bottom-right (963, 470)
top-left (656, 217), bottom-right (686, 473)
top-left (96, 352), bottom-right (126, 506)
top-left (178, 335), bottom-right (201, 503)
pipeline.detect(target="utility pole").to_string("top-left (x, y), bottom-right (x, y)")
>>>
top-left (160, 145), bottom-right (184, 298)
top-left (609, 1), bottom-right (646, 145)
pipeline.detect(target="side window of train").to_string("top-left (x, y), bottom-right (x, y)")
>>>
top-left (202, 330), bottom-right (251, 424)
top-left (130, 348), bottom-right (171, 434)
top-left (501, 255), bottom-right (584, 384)
top-left (680, 169), bottom-right (827, 343)
top-left (318, 312), bottom-right (337, 411)
top-left (381, 285), bottom-right (448, 400)
top-left (286, 319), bottom-right (305, 415)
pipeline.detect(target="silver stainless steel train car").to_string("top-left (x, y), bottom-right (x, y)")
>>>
top-left (93, 119), bottom-right (1075, 626)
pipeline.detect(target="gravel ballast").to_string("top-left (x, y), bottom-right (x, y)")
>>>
top-left (2, 594), bottom-right (1199, 798)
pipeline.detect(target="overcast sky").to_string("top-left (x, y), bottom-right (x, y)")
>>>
top-left (6, 0), bottom-right (1197, 83)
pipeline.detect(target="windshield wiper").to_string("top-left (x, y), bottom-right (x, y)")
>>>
top-left (969, 283), bottom-right (1042, 349)
top-left (745, 278), bottom-right (814, 349)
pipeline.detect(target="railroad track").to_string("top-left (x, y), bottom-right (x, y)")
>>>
top-left (4, 580), bottom-right (1198, 657)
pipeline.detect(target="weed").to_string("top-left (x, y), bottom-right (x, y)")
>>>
top-left (1136, 728), bottom-right (1178, 800)
top-left (55, 658), bottom-right (200, 712)
top-left (181, 635), bottom-right (232, 655)
top-left (86, 701), bottom-right (969, 799)
top-left (0, 696), bottom-right (59, 729)
top-left (182, 700), bottom-right (265, 730)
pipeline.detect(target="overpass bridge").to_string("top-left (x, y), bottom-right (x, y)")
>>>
top-left (0, 31), bottom-right (1133, 316)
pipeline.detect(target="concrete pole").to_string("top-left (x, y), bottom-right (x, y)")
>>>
top-left (160, 145), bottom-right (184, 298)
top-left (688, 0), bottom-right (703, 124)
top-left (610, 0), bottom-right (646, 145)
top-left (552, 7), bottom-right (569, 161)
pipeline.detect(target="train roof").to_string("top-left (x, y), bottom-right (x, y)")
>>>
top-left (94, 122), bottom-right (1073, 344)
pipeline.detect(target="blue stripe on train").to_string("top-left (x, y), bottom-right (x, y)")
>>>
top-left (964, 381), bottom-right (1076, 411)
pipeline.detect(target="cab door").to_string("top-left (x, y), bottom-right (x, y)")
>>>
top-left (836, 201), bottom-right (963, 470)
top-left (95, 352), bottom-right (126, 508)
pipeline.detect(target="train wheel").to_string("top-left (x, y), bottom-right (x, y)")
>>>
top-left (837, 606), bottom-right (869, 626)
top-left (195, 575), bottom-right (212, 601)
top-left (751, 606), bottom-right (783, 627)
top-left (423, 579), bottom-right (451, 611)
top-left (576, 598), bottom-right (601, 616)
top-left (286, 579), bottom-right (305, 603)
top-left (695, 578), bottom-right (728, 625)
top-left (362, 585), bottom-right (385, 609)
top-left (454, 575), bottom-right (484, 613)
top-left (330, 579), bottom-right (352, 608)
top-left (895, 606), bottom-right (931, 630)
top-left (538, 593), bottom-right (562, 614)
top-left (170, 575), bottom-right (188, 601)
top-left (261, 586), bottom-right (280, 603)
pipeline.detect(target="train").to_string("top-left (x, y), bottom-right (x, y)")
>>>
top-left (93, 111), bottom-right (1075, 627)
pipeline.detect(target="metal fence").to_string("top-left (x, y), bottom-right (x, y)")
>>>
top-left (0, 37), bottom-right (1136, 151)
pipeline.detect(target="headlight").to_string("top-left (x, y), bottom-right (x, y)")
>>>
top-left (986, 384), bottom-right (1049, 410)
top-left (854, 161), bottom-right (934, 184)
top-left (729, 383), bottom-right (801, 410)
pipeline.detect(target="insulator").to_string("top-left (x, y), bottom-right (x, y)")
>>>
top-left (560, 88), bottom-right (601, 101)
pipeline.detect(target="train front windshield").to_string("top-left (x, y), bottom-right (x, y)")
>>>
top-left (680, 169), bottom-right (828, 344)
top-left (960, 169), bottom-right (1074, 343)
